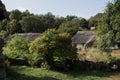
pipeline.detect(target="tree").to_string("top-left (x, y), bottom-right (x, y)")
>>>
top-left (29, 29), bottom-right (77, 69)
top-left (39, 12), bottom-right (57, 29)
top-left (20, 16), bottom-right (43, 33)
top-left (7, 19), bottom-right (22, 34)
top-left (0, 19), bottom-right (7, 31)
top-left (29, 29), bottom-right (58, 69)
top-left (54, 17), bottom-right (66, 29)
top-left (9, 9), bottom-right (22, 20)
top-left (0, 30), bottom-right (8, 38)
top-left (55, 33), bottom-right (77, 61)
top-left (58, 18), bottom-right (83, 35)
top-left (3, 36), bottom-right (30, 59)
top-left (20, 10), bottom-right (31, 18)
top-left (79, 18), bottom-right (89, 29)
top-left (66, 15), bottom-right (77, 21)
top-left (96, 0), bottom-right (120, 51)
top-left (88, 13), bottom-right (104, 28)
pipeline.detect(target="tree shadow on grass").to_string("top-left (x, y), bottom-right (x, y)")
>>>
top-left (6, 66), bottom-right (120, 80)
top-left (6, 67), bottom-right (60, 80)
top-left (55, 70), bottom-right (120, 79)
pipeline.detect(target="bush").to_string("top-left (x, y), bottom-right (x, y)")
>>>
top-left (0, 30), bottom-right (8, 38)
top-left (29, 29), bottom-right (77, 69)
top-left (3, 36), bottom-right (30, 59)
top-left (29, 29), bottom-right (58, 69)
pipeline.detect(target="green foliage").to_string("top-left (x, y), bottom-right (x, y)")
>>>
top-left (66, 15), bottom-right (77, 21)
top-left (96, 0), bottom-right (120, 51)
top-left (9, 9), bottom-right (22, 20)
top-left (29, 29), bottom-right (77, 69)
top-left (3, 36), bottom-right (30, 59)
top-left (0, 19), bottom-right (7, 31)
top-left (79, 18), bottom-right (89, 29)
top-left (55, 33), bottom-right (77, 61)
top-left (20, 12), bottom-right (57, 33)
top-left (0, 30), bottom-right (8, 38)
top-left (29, 29), bottom-right (58, 69)
top-left (41, 12), bottom-right (56, 29)
top-left (20, 16), bottom-right (42, 33)
top-left (7, 19), bottom-right (22, 34)
top-left (1, 9), bottom-right (90, 34)
top-left (88, 13), bottom-right (104, 28)
top-left (54, 17), bottom-right (66, 29)
top-left (58, 18), bottom-right (83, 35)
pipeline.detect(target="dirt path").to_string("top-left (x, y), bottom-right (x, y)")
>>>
top-left (106, 74), bottom-right (120, 80)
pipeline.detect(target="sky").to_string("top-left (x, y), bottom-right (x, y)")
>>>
top-left (2, 0), bottom-right (112, 19)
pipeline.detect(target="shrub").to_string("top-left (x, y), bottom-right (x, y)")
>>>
top-left (54, 33), bottom-right (77, 61)
top-left (0, 30), bottom-right (8, 38)
top-left (3, 36), bottom-right (30, 59)
top-left (29, 29), bottom-right (77, 69)
top-left (29, 29), bottom-right (58, 69)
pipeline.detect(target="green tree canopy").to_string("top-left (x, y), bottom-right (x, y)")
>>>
top-left (7, 19), bottom-right (22, 34)
top-left (20, 16), bottom-right (43, 33)
top-left (3, 36), bottom-right (30, 59)
top-left (58, 18), bottom-right (83, 35)
top-left (9, 9), bottom-right (22, 20)
top-left (96, 0), bottom-right (120, 51)
top-left (29, 29), bottom-right (77, 69)
top-left (88, 13), bottom-right (104, 28)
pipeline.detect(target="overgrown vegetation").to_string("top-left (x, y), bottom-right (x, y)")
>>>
top-left (29, 29), bottom-right (77, 69)
top-left (3, 29), bottom-right (77, 68)
top-left (3, 36), bottom-right (30, 59)
top-left (96, 0), bottom-right (120, 51)
top-left (0, 10), bottom-right (90, 36)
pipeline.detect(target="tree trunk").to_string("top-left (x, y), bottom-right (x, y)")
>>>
top-left (0, 0), bottom-right (7, 79)
top-left (0, 38), bottom-right (6, 80)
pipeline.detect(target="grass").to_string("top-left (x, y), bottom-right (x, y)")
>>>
top-left (111, 50), bottom-right (120, 58)
top-left (77, 49), bottom-right (120, 62)
top-left (6, 66), bottom-right (113, 80)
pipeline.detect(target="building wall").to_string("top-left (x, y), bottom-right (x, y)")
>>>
top-left (76, 44), bottom-right (84, 49)
top-left (105, 44), bottom-right (120, 50)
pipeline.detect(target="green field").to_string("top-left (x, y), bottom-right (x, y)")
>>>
top-left (6, 66), bottom-right (120, 80)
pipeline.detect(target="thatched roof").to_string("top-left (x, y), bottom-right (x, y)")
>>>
top-left (72, 31), bottom-right (96, 45)
top-left (4, 33), bottom-right (43, 42)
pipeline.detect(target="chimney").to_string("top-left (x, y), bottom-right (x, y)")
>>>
top-left (90, 27), bottom-right (95, 31)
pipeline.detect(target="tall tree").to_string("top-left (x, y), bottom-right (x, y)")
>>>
top-left (88, 13), bottom-right (104, 28)
top-left (29, 29), bottom-right (77, 69)
top-left (7, 19), bottom-right (22, 34)
top-left (58, 18), bottom-right (84, 35)
top-left (9, 9), bottom-right (22, 20)
top-left (96, 0), bottom-right (120, 51)
top-left (79, 18), bottom-right (89, 29)
top-left (0, 19), bottom-right (7, 31)
top-left (20, 16), bottom-right (43, 33)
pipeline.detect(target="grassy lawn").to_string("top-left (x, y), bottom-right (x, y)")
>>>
top-left (6, 66), bottom-right (120, 80)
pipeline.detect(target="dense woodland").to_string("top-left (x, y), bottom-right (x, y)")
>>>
top-left (0, 8), bottom-right (104, 37)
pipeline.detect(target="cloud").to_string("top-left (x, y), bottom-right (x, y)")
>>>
top-left (16, 6), bottom-right (30, 12)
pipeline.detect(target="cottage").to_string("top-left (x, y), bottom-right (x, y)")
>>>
top-left (72, 31), bottom-right (95, 50)
top-left (72, 31), bottom-right (120, 50)
top-left (4, 33), bottom-right (43, 42)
